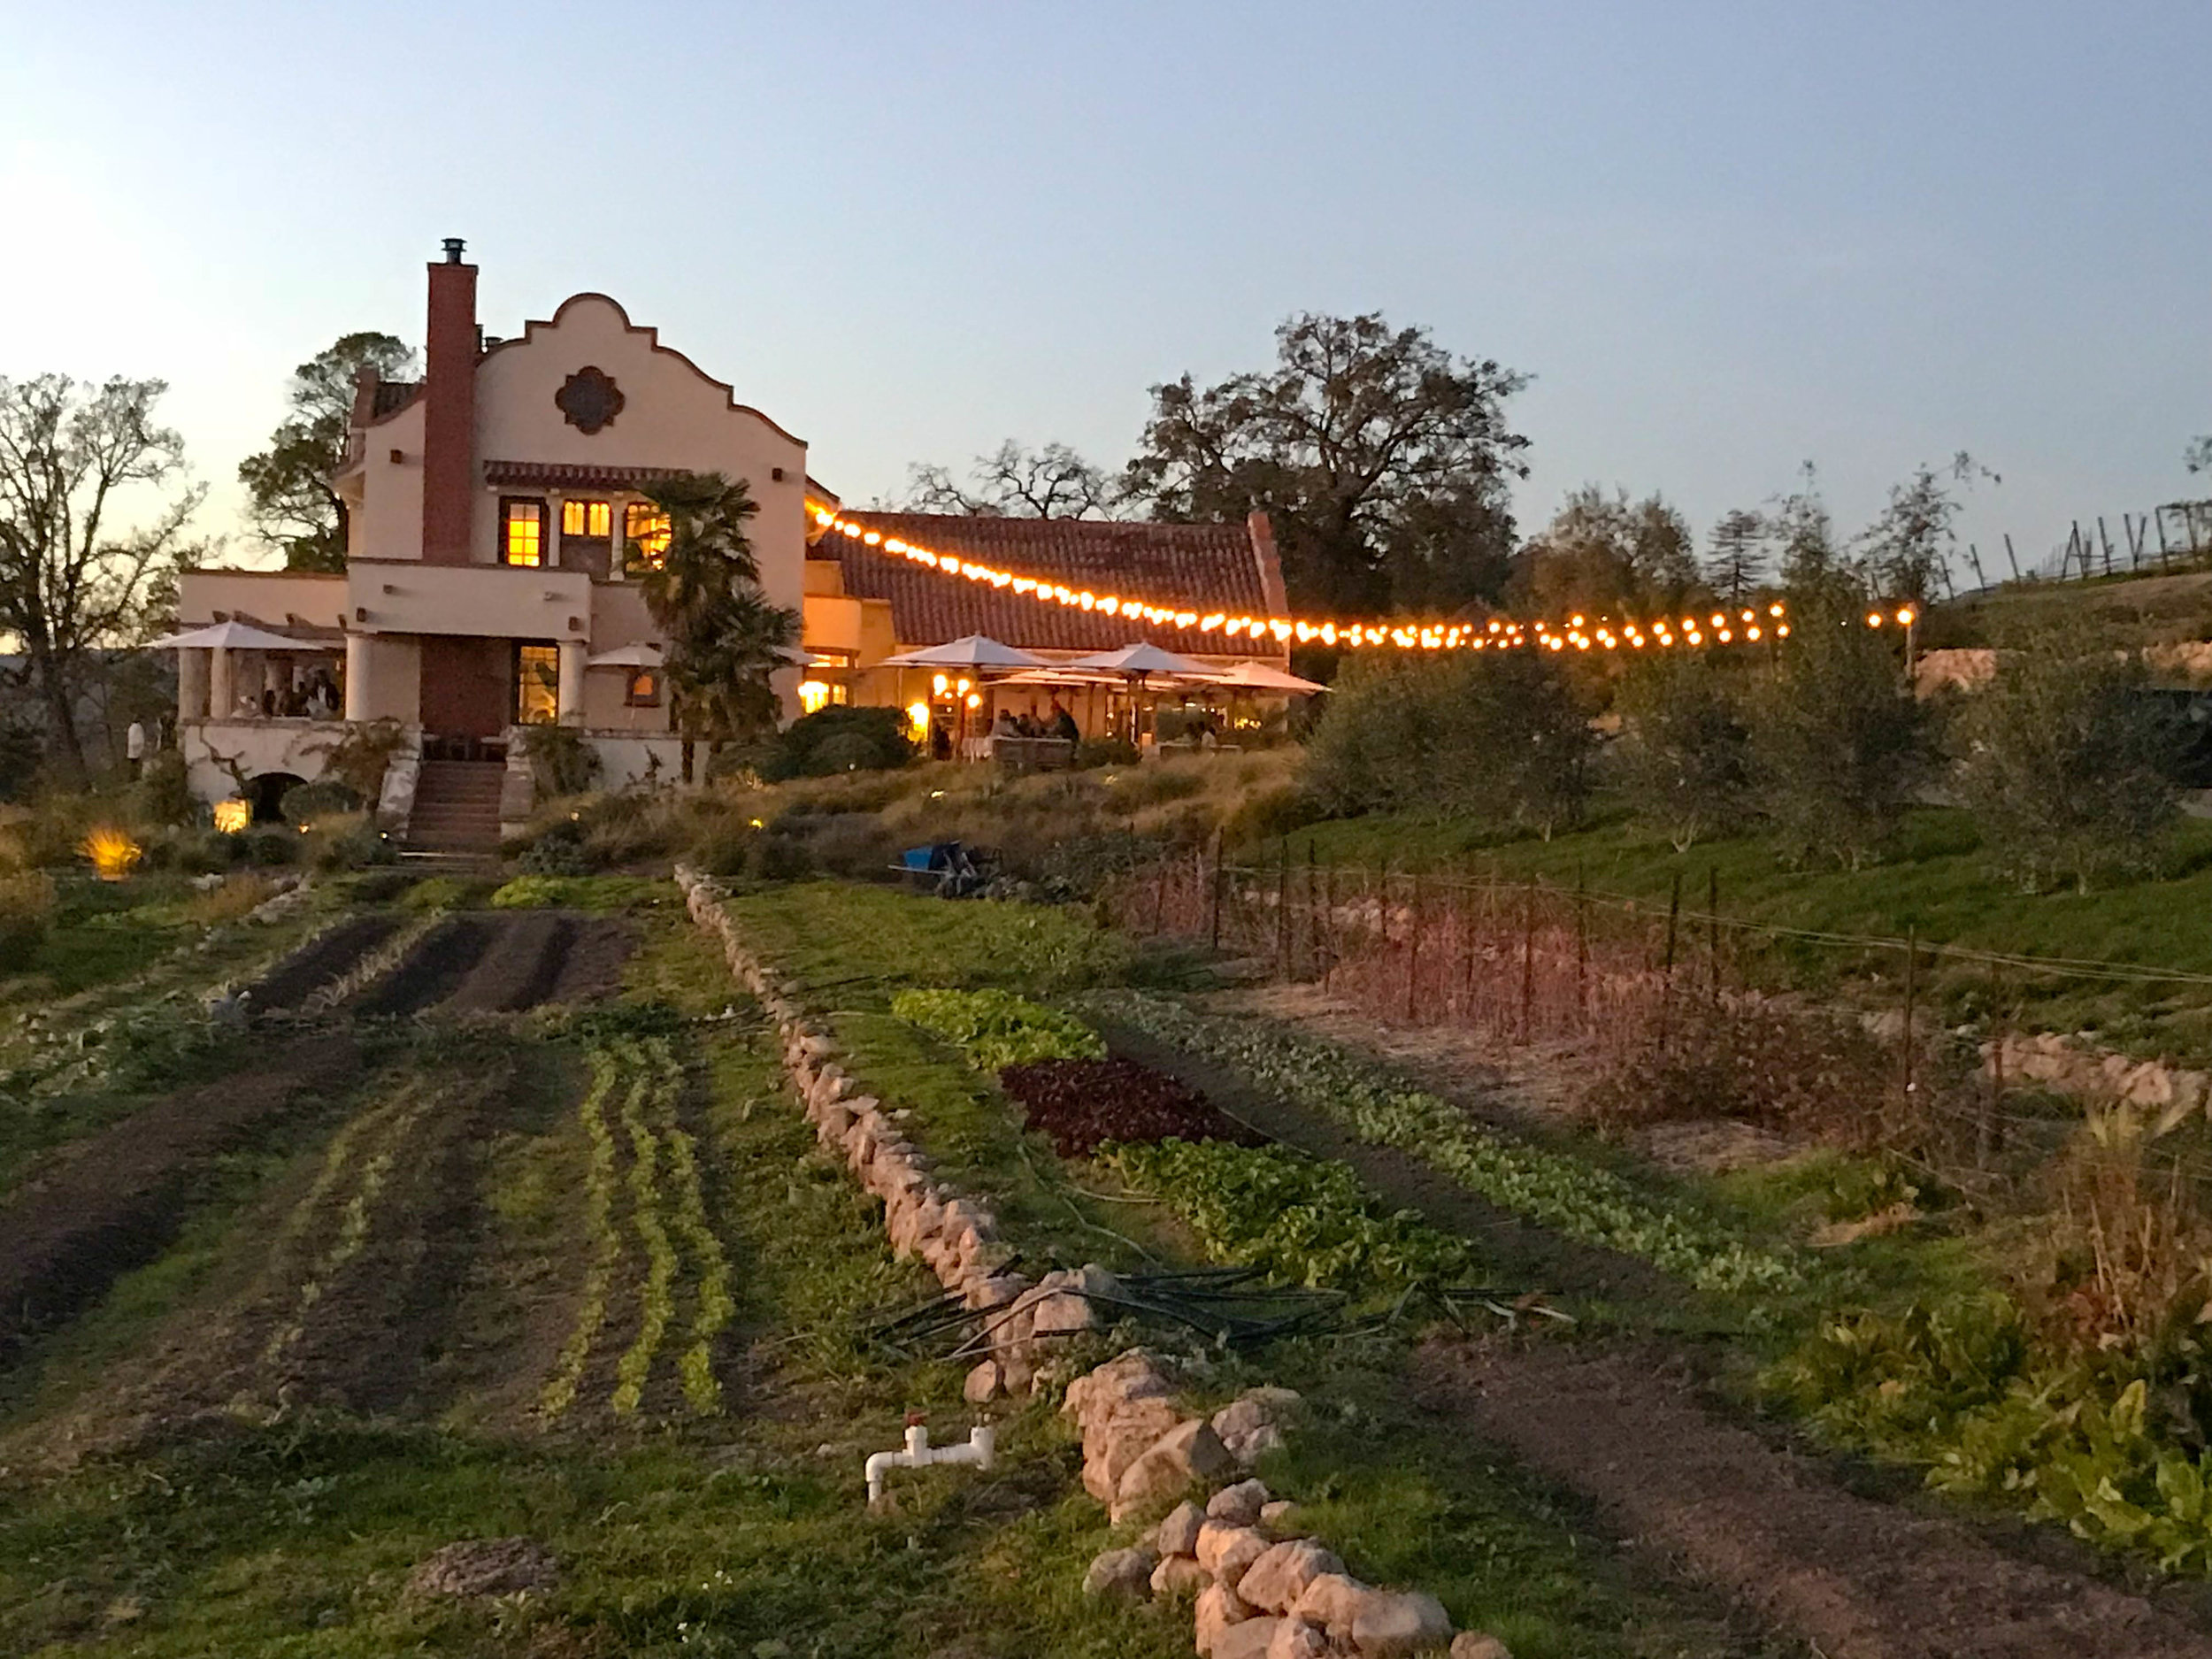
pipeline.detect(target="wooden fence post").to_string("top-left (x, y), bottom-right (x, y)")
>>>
top-left (1460, 864), bottom-right (1479, 1024)
top-left (1405, 873), bottom-right (1423, 1023)
top-left (1303, 839), bottom-right (1318, 980)
top-left (1321, 857), bottom-right (1336, 991)
top-left (1981, 966), bottom-right (2005, 1170)
top-left (1575, 864), bottom-right (1589, 1025)
top-left (1659, 872), bottom-right (1682, 1050)
top-left (1518, 885), bottom-right (1538, 1041)
top-left (1276, 840), bottom-right (1291, 976)
top-left (1208, 830), bottom-right (1225, 951)
top-left (1901, 926), bottom-right (1917, 1099)
top-left (1707, 866), bottom-right (1721, 1000)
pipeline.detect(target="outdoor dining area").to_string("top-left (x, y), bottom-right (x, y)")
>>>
top-left (873, 635), bottom-right (1325, 767)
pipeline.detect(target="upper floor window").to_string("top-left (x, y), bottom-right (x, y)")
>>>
top-left (625, 502), bottom-right (672, 576)
top-left (562, 499), bottom-right (611, 539)
top-left (503, 498), bottom-right (545, 566)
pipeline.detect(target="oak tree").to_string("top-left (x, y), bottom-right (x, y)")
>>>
top-left (900, 440), bottom-right (1121, 518)
top-left (0, 374), bottom-right (202, 786)
top-left (1126, 312), bottom-right (1529, 616)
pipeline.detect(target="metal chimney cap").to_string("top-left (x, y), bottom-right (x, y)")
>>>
top-left (441, 237), bottom-right (466, 264)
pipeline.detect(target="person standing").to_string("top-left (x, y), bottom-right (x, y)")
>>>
top-left (125, 719), bottom-right (147, 780)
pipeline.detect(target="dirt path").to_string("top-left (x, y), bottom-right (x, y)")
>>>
top-left (1420, 1339), bottom-right (2212, 1659)
top-left (1110, 1008), bottom-right (2212, 1659)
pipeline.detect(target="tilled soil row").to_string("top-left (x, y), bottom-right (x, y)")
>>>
top-left (351, 912), bottom-right (636, 1020)
top-left (0, 1033), bottom-right (360, 1363)
top-left (1420, 1340), bottom-right (2212, 1659)
top-left (1115, 1016), bottom-right (2212, 1659)
top-left (249, 914), bottom-right (403, 1013)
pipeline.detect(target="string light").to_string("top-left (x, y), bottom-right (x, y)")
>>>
top-left (810, 509), bottom-right (1917, 650)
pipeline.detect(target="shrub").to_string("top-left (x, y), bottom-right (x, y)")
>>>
top-left (280, 780), bottom-right (362, 825)
top-left (303, 810), bottom-right (397, 872)
top-left (805, 812), bottom-right (897, 879)
top-left (134, 750), bottom-right (196, 827)
top-left (744, 832), bottom-right (813, 881)
top-left (1220, 780), bottom-right (1323, 849)
top-left (1306, 652), bottom-right (1594, 837)
top-left (1616, 655), bottom-right (1755, 850)
top-left (517, 817), bottom-right (595, 876)
top-left (761, 706), bottom-right (912, 780)
top-left (521, 723), bottom-right (603, 798)
top-left (1952, 641), bottom-right (2182, 892)
top-left (0, 871), bottom-right (55, 967)
top-left (692, 819), bottom-right (758, 879)
top-left (241, 826), bottom-right (302, 866)
top-left (1751, 607), bottom-right (1929, 868)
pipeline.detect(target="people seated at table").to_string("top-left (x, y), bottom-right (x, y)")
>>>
top-left (1048, 699), bottom-right (1079, 743)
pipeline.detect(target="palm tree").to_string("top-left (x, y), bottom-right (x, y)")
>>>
top-left (633, 472), bottom-right (799, 757)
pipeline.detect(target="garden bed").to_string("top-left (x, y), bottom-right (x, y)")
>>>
top-left (996, 1056), bottom-right (1263, 1156)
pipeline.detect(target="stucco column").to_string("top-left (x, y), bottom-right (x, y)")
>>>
top-left (178, 648), bottom-right (209, 720)
top-left (263, 655), bottom-right (286, 705)
top-left (209, 647), bottom-right (234, 719)
top-left (345, 633), bottom-right (373, 722)
top-left (557, 641), bottom-right (586, 726)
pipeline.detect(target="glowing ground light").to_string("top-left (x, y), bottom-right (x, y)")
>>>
top-left (809, 505), bottom-right (1809, 652)
top-left (81, 826), bottom-right (142, 881)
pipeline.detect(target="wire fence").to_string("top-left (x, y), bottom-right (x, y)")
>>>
top-left (1102, 837), bottom-right (2212, 1181)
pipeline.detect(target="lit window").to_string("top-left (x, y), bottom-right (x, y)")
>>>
top-left (514, 644), bottom-right (560, 724)
top-left (797, 679), bottom-right (831, 714)
top-left (626, 669), bottom-right (661, 708)
top-left (625, 502), bottom-right (671, 574)
top-left (561, 499), bottom-right (612, 538)
top-left (503, 499), bottom-right (544, 566)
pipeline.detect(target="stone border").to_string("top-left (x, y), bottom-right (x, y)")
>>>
top-left (672, 870), bottom-right (1507, 1658)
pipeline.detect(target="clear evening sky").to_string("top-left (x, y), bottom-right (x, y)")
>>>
top-left (4, 3), bottom-right (2207, 589)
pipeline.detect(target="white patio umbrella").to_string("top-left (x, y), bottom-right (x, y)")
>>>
top-left (1059, 641), bottom-right (1218, 679)
top-left (878, 634), bottom-right (1046, 670)
top-left (585, 641), bottom-right (665, 668)
top-left (147, 619), bottom-right (317, 653)
top-left (1059, 642), bottom-right (1223, 745)
top-left (1213, 659), bottom-right (1328, 694)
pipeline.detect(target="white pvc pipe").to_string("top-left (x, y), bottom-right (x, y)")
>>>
top-left (864, 1423), bottom-right (995, 1503)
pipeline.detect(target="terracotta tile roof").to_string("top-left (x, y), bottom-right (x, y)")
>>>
top-left (831, 511), bottom-right (1287, 657)
top-left (482, 460), bottom-right (687, 490)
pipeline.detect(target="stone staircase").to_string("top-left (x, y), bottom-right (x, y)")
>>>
top-left (404, 759), bottom-right (507, 854)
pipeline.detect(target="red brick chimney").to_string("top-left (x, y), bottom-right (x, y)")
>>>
top-left (420, 238), bottom-right (478, 565)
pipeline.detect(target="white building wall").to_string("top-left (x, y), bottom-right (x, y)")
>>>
top-left (469, 294), bottom-right (810, 620)
top-left (348, 401), bottom-right (427, 565)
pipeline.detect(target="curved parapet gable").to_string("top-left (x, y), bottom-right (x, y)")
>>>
top-left (477, 292), bottom-right (808, 449)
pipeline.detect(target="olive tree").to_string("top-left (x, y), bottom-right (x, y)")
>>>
top-left (1953, 640), bottom-right (2181, 892)
top-left (1617, 655), bottom-right (1755, 851)
top-left (1751, 607), bottom-right (1930, 869)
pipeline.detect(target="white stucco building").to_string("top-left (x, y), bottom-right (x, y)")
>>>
top-left (173, 242), bottom-right (1290, 847)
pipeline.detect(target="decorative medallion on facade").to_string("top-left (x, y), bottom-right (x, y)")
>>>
top-left (555, 366), bottom-right (626, 434)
